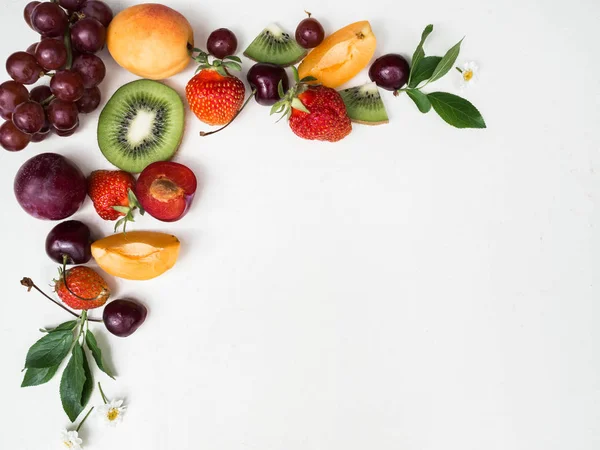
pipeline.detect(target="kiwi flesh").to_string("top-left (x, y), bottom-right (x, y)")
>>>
top-left (339, 82), bottom-right (389, 125)
top-left (98, 80), bottom-right (185, 173)
top-left (244, 23), bottom-right (308, 67)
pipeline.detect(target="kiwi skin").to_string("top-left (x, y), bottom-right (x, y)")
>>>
top-left (244, 24), bottom-right (308, 67)
top-left (339, 82), bottom-right (389, 126)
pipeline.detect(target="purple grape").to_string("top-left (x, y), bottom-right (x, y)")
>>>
top-left (70, 17), bottom-right (106, 54)
top-left (0, 80), bottom-right (29, 120)
top-left (47, 98), bottom-right (78, 130)
top-left (50, 70), bottom-right (84, 102)
top-left (52, 120), bottom-right (79, 136)
top-left (0, 121), bottom-right (31, 151)
top-left (31, 125), bottom-right (51, 142)
top-left (14, 153), bottom-right (86, 220)
top-left (71, 54), bottom-right (105, 88)
top-left (207, 28), bottom-right (238, 59)
top-left (295, 14), bottom-right (325, 49)
top-left (12, 101), bottom-right (46, 134)
top-left (78, 0), bottom-right (113, 28)
top-left (247, 63), bottom-right (289, 106)
top-left (46, 220), bottom-right (92, 264)
top-left (6, 52), bottom-right (43, 85)
top-left (26, 43), bottom-right (38, 55)
top-left (76, 86), bottom-right (100, 113)
top-left (103, 299), bottom-right (148, 337)
top-left (29, 85), bottom-right (52, 104)
top-left (58, 0), bottom-right (85, 11)
top-left (35, 38), bottom-right (68, 70)
top-left (30, 2), bottom-right (69, 38)
top-left (368, 54), bottom-right (411, 91)
top-left (24, 1), bottom-right (41, 29)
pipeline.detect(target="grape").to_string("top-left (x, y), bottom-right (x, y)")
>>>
top-left (58, 0), bottom-right (85, 11)
top-left (46, 220), bottom-right (92, 264)
top-left (29, 85), bottom-right (52, 104)
top-left (295, 14), bottom-right (325, 49)
top-left (6, 52), bottom-right (43, 85)
top-left (12, 101), bottom-right (46, 134)
top-left (31, 125), bottom-right (50, 142)
top-left (30, 2), bottom-right (69, 38)
top-left (35, 38), bottom-right (68, 70)
top-left (0, 121), bottom-right (31, 151)
top-left (50, 70), bottom-right (84, 102)
top-left (103, 299), bottom-right (147, 337)
top-left (207, 28), bottom-right (238, 59)
top-left (247, 63), bottom-right (289, 106)
top-left (14, 153), bottom-right (86, 220)
top-left (78, 0), bottom-right (113, 28)
top-left (70, 18), bottom-right (106, 54)
top-left (368, 54), bottom-right (410, 91)
top-left (75, 86), bottom-right (100, 113)
top-left (71, 54), bottom-right (105, 88)
top-left (0, 80), bottom-right (30, 120)
top-left (47, 98), bottom-right (78, 130)
top-left (26, 43), bottom-right (38, 55)
top-left (24, 1), bottom-right (41, 29)
top-left (53, 120), bottom-right (79, 136)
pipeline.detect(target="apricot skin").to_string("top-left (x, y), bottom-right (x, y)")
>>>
top-left (107, 4), bottom-right (194, 80)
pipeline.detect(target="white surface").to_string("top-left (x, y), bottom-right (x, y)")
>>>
top-left (0, 0), bottom-right (598, 449)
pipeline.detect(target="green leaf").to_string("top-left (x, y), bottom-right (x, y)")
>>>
top-left (224, 55), bottom-right (242, 63)
top-left (43, 321), bottom-right (79, 333)
top-left (21, 365), bottom-right (59, 387)
top-left (429, 38), bottom-right (464, 83)
top-left (277, 80), bottom-right (285, 99)
top-left (291, 98), bottom-right (310, 113)
top-left (409, 56), bottom-right (442, 88)
top-left (112, 206), bottom-right (130, 214)
top-left (408, 24), bottom-right (434, 85)
top-left (25, 330), bottom-right (73, 369)
top-left (300, 76), bottom-right (317, 82)
top-left (81, 349), bottom-right (94, 408)
top-left (223, 61), bottom-right (242, 72)
top-left (86, 331), bottom-right (114, 379)
top-left (60, 344), bottom-right (87, 422)
top-left (406, 89), bottom-right (432, 113)
top-left (428, 92), bottom-right (486, 129)
top-left (291, 66), bottom-right (300, 83)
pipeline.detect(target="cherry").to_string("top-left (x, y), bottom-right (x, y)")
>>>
top-left (247, 63), bottom-right (289, 106)
top-left (103, 299), bottom-right (148, 337)
top-left (45, 220), bottom-right (92, 264)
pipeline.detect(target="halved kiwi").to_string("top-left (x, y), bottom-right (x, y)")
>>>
top-left (244, 23), bottom-right (307, 67)
top-left (98, 80), bottom-right (185, 173)
top-left (339, 82), bottom-right (389, 125)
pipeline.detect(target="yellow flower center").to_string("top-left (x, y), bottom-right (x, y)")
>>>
top-left (463, 69), bottom-right (474, 82)
top-left (63, 441), bottom-right (73, 449)
top-left (107, 408), bottom-right (120, 421)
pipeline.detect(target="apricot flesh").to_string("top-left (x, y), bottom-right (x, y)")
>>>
top-left (91, 231), bottom-right (180, 281)
top-left (107, 4), bottom-right (194, 80)
top-left (298, 21), bottom-right (377, 88)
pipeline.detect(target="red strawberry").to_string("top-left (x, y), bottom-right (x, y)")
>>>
top-left (186, 49), bottom-right (245, 126)
top-left (272, 68), bottom-right (352, 142)
top-left (88, 170), bottom-right (143, 231)
top-left (54, 266), bottom-right (110, 310)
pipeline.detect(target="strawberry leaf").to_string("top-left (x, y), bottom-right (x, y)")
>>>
top-left (223, 61), bottom-right (242, 72)
top-left (277, 80), bottom-right (285, 99)
top-left (112, 206), bottom-right (130, 214)
top-left (224, 55), bottom-right (242, 63)
top-left (291, 97), bottom-right (310, 113)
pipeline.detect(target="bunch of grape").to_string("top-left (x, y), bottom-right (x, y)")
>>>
top-left (0, 0), bottom-right (113, 151)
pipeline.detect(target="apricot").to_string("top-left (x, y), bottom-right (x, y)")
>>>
top-left (107, 4), bottom-right (194, 80)
top-left (298, 21), bottom-right (377, 88)
top-left (91, 231), bottom-right (180, 281)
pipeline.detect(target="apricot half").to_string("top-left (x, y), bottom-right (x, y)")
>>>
top-left (91, 231), bottom-right (180, 281)
top-left (298, 21), bottom-right (377, 88)
top-left (107, 4), bottom-right (194, 80)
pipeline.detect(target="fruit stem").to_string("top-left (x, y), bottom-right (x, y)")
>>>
top-left (64, 27), bottom-right (73, 70)
top-left (200, 89), bottom-right (256, 137)
top-left (41, 95), bottom-right (55, 106)
top-left (305, 10), bottom-right (312, 18)
top-left (20, 277), bottom-right (103, 322)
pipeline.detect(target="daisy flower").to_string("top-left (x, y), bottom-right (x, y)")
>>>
top-left (60, 430), bottom-right (83, 450)
top-left (97, 399), bottom-right (126, 426)
top-left (457, 61), bottom-right (480, 89)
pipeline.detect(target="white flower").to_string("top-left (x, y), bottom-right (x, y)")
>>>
top-left (459, 61), bottom-right (479, 89)
top-left (60, 430), bottom-right (83, 450)
top-left (97, 399), bottom-right (126, 426)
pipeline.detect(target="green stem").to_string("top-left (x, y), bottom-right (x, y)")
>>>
top-left (76, 407), bottom-right (94, 432)
top-left (455, 67), bottom-right (463, 73)
top-left (98, 382), bottom-right (109, 404)
top-left (41, 94), bottom-right (55, 106)
top-left (200, 89), bottom-right (256, 137)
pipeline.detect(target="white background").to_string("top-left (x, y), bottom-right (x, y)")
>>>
top-left (0, 0), bottom-right (598, 448)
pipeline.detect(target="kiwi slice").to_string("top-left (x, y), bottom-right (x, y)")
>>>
top-left (98, 80), bottom-right (185, 173)
top-left (244, 23), bottom-right (308, 67)
top-left (339, 82), bottom-right (389, 125)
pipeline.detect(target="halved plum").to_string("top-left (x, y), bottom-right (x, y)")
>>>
top-left (135, 161), bottom-right (197, 222)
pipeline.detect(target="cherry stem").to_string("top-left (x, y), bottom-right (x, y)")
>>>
top-left (19, 277), bottom-right (103, 322)
top-left (305, 10), bottom-right (312, 18)
top-left (200, 89), bottom-right (256, 137)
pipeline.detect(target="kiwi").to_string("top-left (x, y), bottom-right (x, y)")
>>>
top-left (244, 23), bottom-right (308, 67)
top-left (98, 80), bottom-right (185, 173)
top-left (339, 82), bottom-right (389, 125)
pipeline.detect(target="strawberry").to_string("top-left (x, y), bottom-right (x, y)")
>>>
top-left (88, 170), bottom-right (144, 232)
top-left (54, 266), bottom-right (110, 310)
top-left (186, 48), bottom-right (246, 126)
top-left (272, 68), bottom-right (352, 142)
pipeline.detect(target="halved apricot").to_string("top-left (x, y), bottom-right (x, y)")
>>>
top-left (298, 21), bottom-right (377, 88)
